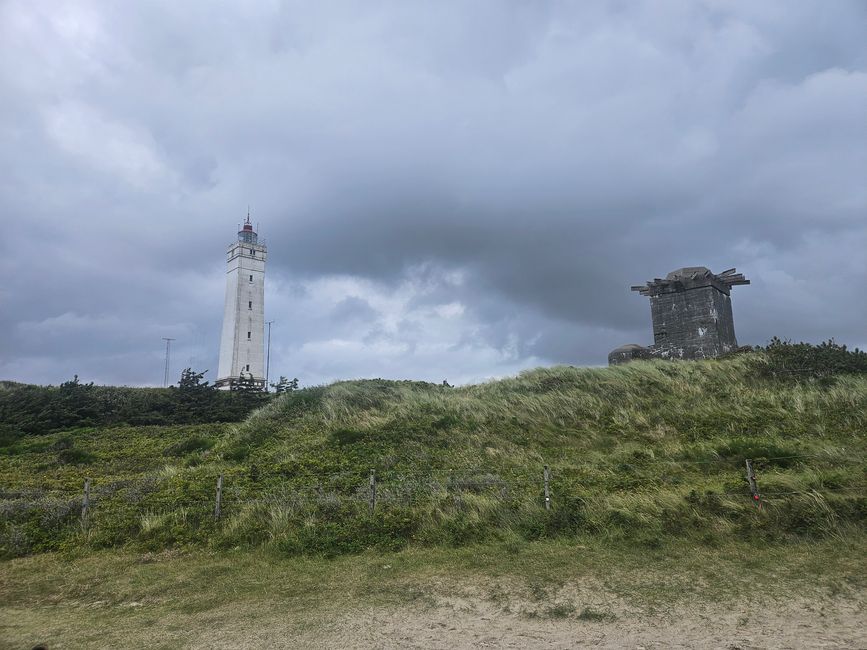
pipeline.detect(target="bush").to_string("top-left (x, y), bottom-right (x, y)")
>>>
top-left (164, 436), bottom-right (214, 457)
top-left (0, 376), bottom-right (268, 440)
top-left (758, 338), bottom-right (867, 380)
top-left (57, 447), bottom-right (96, 465)
top-left (330, 428), bottom-right (365, 446)
top-left (518, 497), bottom-right (586, 540)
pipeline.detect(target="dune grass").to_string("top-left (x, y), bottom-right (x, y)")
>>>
top-left (1, 355), bottom-right (865, 558)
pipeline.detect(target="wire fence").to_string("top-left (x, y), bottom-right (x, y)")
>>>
top-left (1, 453), bottom-right (864, 528)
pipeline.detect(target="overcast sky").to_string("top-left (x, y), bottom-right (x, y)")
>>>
top-left (1, 1), bottom-right (865, 388)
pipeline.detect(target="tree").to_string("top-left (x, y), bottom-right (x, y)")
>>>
top-left (177, 368), bottom-right (213, 392)
top-left (41, 375), bottom-right (99, 430)
top-left (270, 376), bottom-right (299, 394)
top-left (172, 368), bottom-right (216, 424)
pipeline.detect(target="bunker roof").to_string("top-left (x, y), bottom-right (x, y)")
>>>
top-left (631, 267), bottom-right (749, 297)
top-left (610, 343), bottom-right (649, 353)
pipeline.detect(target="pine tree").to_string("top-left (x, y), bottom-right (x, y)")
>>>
top-left (270, 376), bottom-right (299, 394)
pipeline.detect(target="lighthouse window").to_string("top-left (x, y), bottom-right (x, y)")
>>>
top-left (246, 364), bottom-right (250, 371)
top-left (250, 249), bottom-right (254, 256)
top-left (247, 331), bottom-right (251, 339)
top-left (248, 301), bottom-right (252, 309)
top-left (249, 275), bottom-right (253, 282)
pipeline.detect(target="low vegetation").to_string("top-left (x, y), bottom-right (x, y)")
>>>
top-left (757, 337), bottom-right (867, 379)
top-left (0, 370), bottom-right (268, 439)
top-left (1, 537), bottom-right (864, 647)
top-left (0, 346), bottom-right (864, 560)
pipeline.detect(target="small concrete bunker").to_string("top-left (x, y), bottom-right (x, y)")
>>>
top-left (607, 343), bottom-right (652, 366)
top-left (610, 266), bottom-right (749, 364)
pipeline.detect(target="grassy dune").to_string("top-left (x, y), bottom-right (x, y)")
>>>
top-left (1, 355), bottom-right (865, 558)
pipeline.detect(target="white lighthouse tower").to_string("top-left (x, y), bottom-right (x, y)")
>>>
top-left (216, 213), bottom-right (267, 390)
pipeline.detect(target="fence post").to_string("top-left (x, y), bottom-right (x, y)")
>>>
top-left (543, 465), bottom-right (551, 510)
top-left (369, 469), bottom-right (376, 514)
top-left (81, 478), bottom-right (91, 526)
top-left (214, 474), bottom-right (223, 520)
top-left (745, 459), bottom-right (761, 507)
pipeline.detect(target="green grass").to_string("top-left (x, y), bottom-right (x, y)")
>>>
top-left (1, 354), bottom-right (865, 558)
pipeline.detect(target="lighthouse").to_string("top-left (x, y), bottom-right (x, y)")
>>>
top-left (216, 213), bottom-right (267, 390)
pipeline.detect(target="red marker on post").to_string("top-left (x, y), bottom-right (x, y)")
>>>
top-left (745, 459), bottom-right (762, 508)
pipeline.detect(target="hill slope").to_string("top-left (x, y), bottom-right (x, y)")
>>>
top-left (1, 355), bottom-right (865, 557)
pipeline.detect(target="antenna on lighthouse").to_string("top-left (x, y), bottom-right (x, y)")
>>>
top-left (162, 338), bottom-right (175, 387)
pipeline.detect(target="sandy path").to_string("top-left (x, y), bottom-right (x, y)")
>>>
top-left (2, 551), bottom-right (864, 649)
top-left (190, 593), bottom-right (865, 649)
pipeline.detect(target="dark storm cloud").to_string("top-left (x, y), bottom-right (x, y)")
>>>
top-left (0, 1), bottom-right (865, 386)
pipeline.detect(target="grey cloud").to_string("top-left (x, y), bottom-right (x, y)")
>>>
top-left (1, 0), bottom-right (865, 387)
top-left (330, 296), bottom-right (379, 323)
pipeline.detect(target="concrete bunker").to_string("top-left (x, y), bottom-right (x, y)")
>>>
top-left (609, 266), bottom-right (749, 364)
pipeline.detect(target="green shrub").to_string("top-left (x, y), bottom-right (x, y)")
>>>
top-left (164, 436), bottom-right (214, 456)
top-left (57, 447), bottom-right (96, 465)
top-left (758, 337), bottom-right (867, 380)
top-left (330, 428), bottom-right (365, 446)
top-left (222, 443), bottom-right (251, 462)
top-left (0, 378), bottom-right (268, 440)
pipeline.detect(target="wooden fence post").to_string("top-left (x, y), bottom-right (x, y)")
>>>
top-left (81, 478), bottom-right (91, 525)
top-left (214, 474), bottom-right (223, 520)
top-left (543, 465), bottom-right (551, 510)
top-left (369, 469), bottom-right (376, 514)
top-left (745, 459), bottom-right (761, 507)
